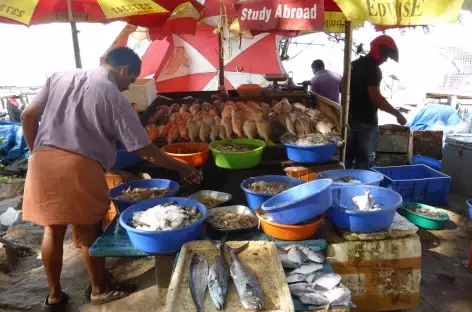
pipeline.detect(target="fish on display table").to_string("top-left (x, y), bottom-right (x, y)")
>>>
top-left (210, 125), bottom-right (220, 142)
top-left (221, 118), bottom-right (233, 140)
top-left (243, 119), bottom-right (257, 139)
top-left (225, 242), bottom-right (265, 310)
top-left (207, 236), bottom-right (230, 310)
top-left (190, 254), bottom-right (209, 312)
top-left (256, 120), bottom-right (273, 145)
top-left (199, 123), bottom-right (211, 142)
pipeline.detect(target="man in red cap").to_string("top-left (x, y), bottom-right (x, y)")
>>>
top-left (346, 35), bottom-right (407, 169)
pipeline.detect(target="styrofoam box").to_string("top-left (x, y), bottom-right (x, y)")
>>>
top-left (121, 78), bottom-right (157, 112)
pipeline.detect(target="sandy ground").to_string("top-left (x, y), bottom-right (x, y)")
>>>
top-left (0, 193), bottom-right (471, 312)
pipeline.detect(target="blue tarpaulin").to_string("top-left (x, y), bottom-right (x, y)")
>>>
top-left (407, 104), bottom-right (462, 131)
top-left (0, 121), bottom-right (29, 161)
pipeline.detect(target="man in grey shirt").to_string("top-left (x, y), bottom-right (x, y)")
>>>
top-left (309, 59), bottom-right (342, 104)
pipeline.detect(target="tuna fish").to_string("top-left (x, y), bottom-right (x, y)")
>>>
top-left (189, 254), bottom-right (209, 312)
top-left (225, 242), bottom-right (264, 310)
top-left (207, 237), bottom-right (229, 310)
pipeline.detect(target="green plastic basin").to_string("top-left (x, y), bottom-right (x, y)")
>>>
top-left (209, 139), bottom-right (265, 169)
top-left (400, 202), bottom-right (450, 230)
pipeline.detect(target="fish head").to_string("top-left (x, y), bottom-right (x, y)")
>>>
top-left (241, 295), bottom-right (264, 310)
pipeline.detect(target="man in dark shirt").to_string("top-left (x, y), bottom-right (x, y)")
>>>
top-left (310, 59), bottom-right (342, 103)
top-left (346, 35), bottom-right (407, 169)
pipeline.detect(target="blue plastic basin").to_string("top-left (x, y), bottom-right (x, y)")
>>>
top-left (411, 155), bottom-right (441, 171)
top-left (327, 185), bottom-right (402, 233)
top-left (281, 141), bottom-right (337, 164)
top-left (112, 146), bottom-right (141, 170)
top-left (317, 169), bottom-right (384, 187)
top-left (119, 197), bottom-right (207, 254)
top-left (240, 175), bottom-right (304, 210)
top-left (110, 179), bottom-right (180, 213)
top-left (467, 199), bottom-right (472, 220)
top-left (261, 179), bottom-right (333, 225)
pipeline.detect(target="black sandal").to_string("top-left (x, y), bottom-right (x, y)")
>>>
top-left (42, 291), bottom-right (70, 312)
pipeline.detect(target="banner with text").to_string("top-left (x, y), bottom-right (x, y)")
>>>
top-left (236, 0), bottom-right (324, 31)
top-left (334, 0), bottom-right (463, 25)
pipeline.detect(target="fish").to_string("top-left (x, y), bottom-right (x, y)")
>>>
top-left (222, 118), bottom-right (233, 139)
top-left (324, 285), bottom-right (351, 306)
top-left (179, 104), bottom-right (188, 114)
top-left (286, 115), bottom-right (297, 135)
top-left (210, 125), bottom-right (220, 142)
top-left (221, 105), bottom-right (235, 120)
top-left (189, 103), bottom-right (200, 116)
top-left (245, 101), bottom-right (260, 110)
top-left (201, 102), bottom-right (212, 112)
top-left (259, 102), bottom-right (271, 117)
top-left (278, 251), bottom-right (299, 269)
top-left (312, 273), bottom-right (342, 291)
top-left (298, 291), bottom-right (329, 306)
top-left (296, 246), bottom-right (325, 263)
top-left (306, 271), bottom-right (324, 284)
top-left (188, 121), bottom-right (200, 142)
top-left (214, 116), bottom-right (222, 126)
top-left (208, 236), bottom-right (229, 310)
top-left (199, 123), bottom-right (211, 142)
top-left (249, 107), bottom-right (265, 122)
top-left (213, 100), bottom-right (225, 114)
top-left (301, 116), bottom-right (313, 134)
top-left (289, 283), bottom-right (314, 296)
top-left (209, 109), bottom-right (219, 117)
top-left (169, 103), bottom-right (181, 114)
top-left (293, 102), bottom-right (307, 112)
top-left (295, 119), bottom-right (304, 135)
top-left (242, 119), bottom-right (257, 139)
top-left (286, 273), bottom-right (306, 284)
top-left (225, 242), bottom-right (264, 310)
top-left (179, 125), bottom-right (189, 141)
top-left (170, 112), bottom-right (183, 124)
top-left (256, 120), bottom-right (273, 145)
top-left (236, 102), bottom-right (251, 113)
top-left (291, 263), bottom-right (323, 275)
top-left (218, 125), bottom-right (227, 140)
top-left (225, 101), bottom-right (237, 109)
top-left (190, 254), bottom-right (209, 312)
top-left (288, 247), bottom-right (307, 265)
top-left (316, 118), bottom-right (335, 134)
top-left (204, 115), bottom-right (215, 127)
top-left (167, 125), bottom-right (179, 144)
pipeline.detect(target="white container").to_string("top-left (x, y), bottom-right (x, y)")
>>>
top-left (121, 78), bottom-right (157, 112)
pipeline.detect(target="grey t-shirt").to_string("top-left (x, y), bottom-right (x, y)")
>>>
top-left (32, 67), bottom-right (150, 170)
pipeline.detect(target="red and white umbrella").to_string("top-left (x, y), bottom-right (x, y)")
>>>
top-left (105, 23), bottom-right (286, 92)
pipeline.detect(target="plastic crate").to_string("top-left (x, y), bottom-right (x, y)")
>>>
top-left (372, 164), bottom-right (451, 205)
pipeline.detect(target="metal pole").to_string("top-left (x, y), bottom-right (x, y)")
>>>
top-left (341, 21), bottom-right (353, 164)
top-left (67, 0), bottom-right (82, 68)
top-left (218, 31), bottom-right (225, 87)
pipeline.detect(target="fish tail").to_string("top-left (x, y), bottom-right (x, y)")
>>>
top-left (224, 241), bottom-right (249, 254)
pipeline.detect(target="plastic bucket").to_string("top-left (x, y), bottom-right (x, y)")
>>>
top-left (317, 169), bottom-right (384, 187)
top-left (281, 141), bottom-right (337, 164)
top-left (327, 185), bottom-right (402, 233)
top-left (209, 139), bottom-right (265, 169)
top-left (119, 197), bottom-right (207, 254)
top-left (240, 175), bottom-right (304, 210)
top-left (109, 179), bottom-right (180, 213)
top-left (261, 179), bottom-right (333, 225)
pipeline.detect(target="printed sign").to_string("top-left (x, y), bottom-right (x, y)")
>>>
top-left (0, 0), bottom-right (39, 24)
top-left (334, 0), bottom-right (463, 25)
top-left (97, 0), bottom-right (168, 19)
top-left (236, 0), bottom-right (324, 31)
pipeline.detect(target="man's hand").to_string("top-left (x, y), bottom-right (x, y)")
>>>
top-left (396, 113), bottom-right (407, 126)
top-left (180, 166), bottom-right (203, 185)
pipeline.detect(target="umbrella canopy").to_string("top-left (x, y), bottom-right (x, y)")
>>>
top-left (0, 0), bottom-right (191, 27)
top-left (104, 23), bottom-right (286, 92)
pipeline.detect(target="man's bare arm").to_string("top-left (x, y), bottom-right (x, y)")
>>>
top-left (21, 103), bottom-right (41, 152)
top-left (136, 144), bottom-right (194, 178)
top-left (367, 86), bottom-right (407, 125)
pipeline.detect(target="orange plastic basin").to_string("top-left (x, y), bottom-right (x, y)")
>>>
top-left (255, 207), bottom-right (324, 241)
top-left (161, 142), bottom-right (210, 167)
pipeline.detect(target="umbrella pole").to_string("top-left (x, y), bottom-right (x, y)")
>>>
top-left (340, 21), bottom-right (353, 164)
top-left (70, 22), bottom-right (82, 69)
top-left (67, 0), bottom-right (82, 69)
top-left (218, 31), bottom-right (225, 87)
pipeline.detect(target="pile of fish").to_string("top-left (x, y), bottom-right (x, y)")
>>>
top-left (278, 245), bottom-right (351, 310)
top-left (281, 132), bottom-right (340, 147)
top-left (130, 202), bottom-right (201, 231)
top-left (331, 176), bottom-right (361, 183)
top-left (146, 98), bottom-right (338, 145)
top-left (115, 187), bottom-right (172, 200)
top-left (190, 239), bottom-right (265, 311)
top-left (247, 181), bottom-right (295, 194)
top-left (208, 212), bottom-right (257, 230)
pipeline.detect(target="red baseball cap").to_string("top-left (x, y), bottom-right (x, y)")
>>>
top-left (370, 35), bottom-right (399, 62)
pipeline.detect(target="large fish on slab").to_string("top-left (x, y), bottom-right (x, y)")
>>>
top-left (190, 254), bottom-right (209, 312)
top-left (256, 120), bottom-right (274, 145)
top-left (243, 119), bottom-right (257, 139)
top-left (208, 236), bottom-right (230, 310)
top-left (225, 242), bottom-right (265, 310)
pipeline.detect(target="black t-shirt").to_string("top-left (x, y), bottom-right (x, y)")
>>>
top-left (349, 56), bottom-right (382, 125)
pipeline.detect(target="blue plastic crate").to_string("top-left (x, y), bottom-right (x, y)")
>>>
top-left (372, 164), bottom-right (451, 205)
